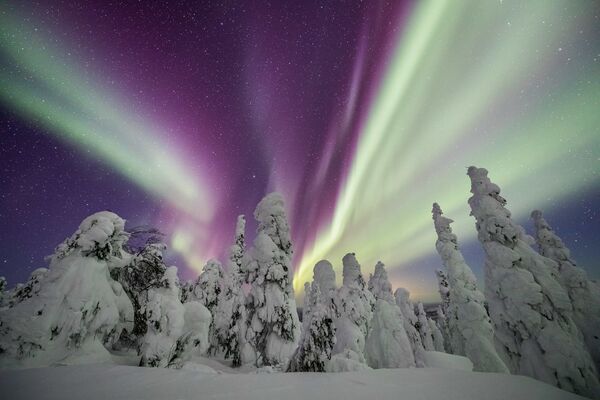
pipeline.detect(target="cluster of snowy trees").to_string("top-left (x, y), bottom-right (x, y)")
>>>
top-left (431, 166), bottom-right (600, 398)
top-left (1, 167), bottom-right (598, 398)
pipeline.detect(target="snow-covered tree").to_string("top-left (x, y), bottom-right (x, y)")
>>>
top-left (0, 211), bottom-right (134, 367)
top-left (368, 261), bottom-right (395, 303)
top-left (435, 269), bottom-right (450, 318)
top-left (531, 209), bottom-right (600, 372)
top-left (3, 268), bottom-right (48, 309)
top-left (111, 242), bottom-right (167, 348)
top-left (238, 193), bottom-right (300, 368)
top-left (190, 259), bottom-right (224, 354)
top-left (227, 215), bottom-right (246, 279)
top-left (218, 215), bottom-right (247, 364)
top-left (289, 282), bottom-right (336, 372)
top-left (416, 302), bottom-right (435, 351)
top-left (467, 166), bottom-right (599, 397)
top-left (394, 288), bottom-right (426, 367)
top-left (332, 253), bottom-right (375, 365)
top-left (428, 318), bottom-right (445, 352)
top-left (435, 305), bottom-right (450, 353)
top-left (313, 260), bottom-right (337, 314)
top-left (167, 300), bottom-right (211, 369)
top-left (139, 266), bottom-right (185, 367)
top-left (365, 262), bottom-right (415, 369)
top-left (432, 202), bottom-right (507, 372)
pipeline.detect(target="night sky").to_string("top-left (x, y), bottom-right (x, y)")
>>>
top-left (1, 1), bottom-right (599, 302)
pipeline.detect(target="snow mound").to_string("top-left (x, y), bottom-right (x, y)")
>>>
top-left (0, 364), bottom-right (585, 400)
top-left (423, 351), bottom-right (473, 371)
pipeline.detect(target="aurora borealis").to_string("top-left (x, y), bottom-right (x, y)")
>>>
top-left (1, 1), bottom-right (598, 302)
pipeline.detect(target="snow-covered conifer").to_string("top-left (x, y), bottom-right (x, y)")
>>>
top-left (432, 202), bottom-right (507, 372)
top-left (4, 268), bottom-right (48, 309)
top-left (167, 300), bottom-right (211, 369)
top-left (435, 269), bottom-right (450, 317)
top-left (289, 282), bottom-right (336, 372)
top-left (365, 262), bottom-right (415, 369)
top-left (0, 212), bottom-right (134, 367)
top-left (468, 166), bottom-right (599, 397)
top-left (238, 193), bottom-right (300, 368)
top-left (428, 318), bottom-right (445, 352)
top-left (531, 209), bottom-right (600, 372)
top-left (332, 253), bottom-right (375, 365)
top-left (416, 302), bottom-right (434, 351)
top-left (190, 259), bottom-right (224, 354)
top-left (394, 288), bottom-right (426, 367)
top-left (435, 305), bottom-right (450, 353)
top-left (313, 260), bottom-right (337, 313)
top-left (139, 266), bottom-right (185, 367)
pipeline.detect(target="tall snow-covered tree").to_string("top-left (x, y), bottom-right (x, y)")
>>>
top-left (467, 166), bottom-right (599, 397)
top-left (416, 302), bottom-right (435, 351)
top-left (435, 305), bottom-right (450, 353)
top-left (531, 209), bottom-right (600, 372)
top-left (332, 253), bottom-right (375, 365)
top-left (365, 262), bottom-right (415, 369)
top-left (432, 202), bottom-right (507, 372)
top-left (394, 288), bottom-right (426, 367)
top-left (0, 212), bottom-right (134, 367)
top-left (289, 282), bottom-right (336, 372)
top-left (111, 242), bottom-right (168, 348)
top-left (220, 215), bottom-right (247, 364)
top-left (239, 193), bottom-right (300, 368)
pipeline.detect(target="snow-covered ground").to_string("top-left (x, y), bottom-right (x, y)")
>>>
top-left (0, 362), bottom-right (585, 400)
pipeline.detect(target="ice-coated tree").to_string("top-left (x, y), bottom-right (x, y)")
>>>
top-left (531, 209), bottom-right (600, 372)
top-left (467, 166), bottom-right (599, 397)
top-left (0, 211), bottom-right (134, 367)
top-left (111, 242), bottom-right (168, 348)
top-left (365, 261), bottom-right (415, 369)
top-left (332, 253), bottom-right (375, 365)
top-left (289, 282), bottom-right (336, 372)
top-left (227, 215), bottom-right (246, 280)
top-left (435, 305), bottom-right (450, 353)
top-left (238, 193), bottom-right (300, 368)
top-left (139, 266), bottom-right (185, 367)
top-left (428, 318), bottom-right (445, 352)
top-left (394, 287), bottom-right (426, 367)
top-left (432, 202), bottom-right (507, 372)
top-left (416, 302), bottom-right (435, 351)
top-left (213, 269), bottom-right (238, 359)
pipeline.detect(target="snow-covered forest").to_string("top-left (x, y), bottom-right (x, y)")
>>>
top-left (1, 166), bottom-right (598, 400)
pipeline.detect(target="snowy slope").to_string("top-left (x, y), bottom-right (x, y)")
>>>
top-left (0, 364), bottom-right (585, 400)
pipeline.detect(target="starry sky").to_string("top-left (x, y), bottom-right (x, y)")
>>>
top-left (0, 0), bottom-right (599, 302)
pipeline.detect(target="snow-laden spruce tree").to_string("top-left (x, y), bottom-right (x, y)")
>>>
top-left (332, 253), bottom-right (375, 368)
top-left (531, 209), bottom-right (600, 372)
top-left (394, 287), bottom-right (426, 367)
top-left (0, 211), bottom-right (134, 367)
top-left (432, 202), bottom-right (508, 372)
top-left (313, 259), bottom-right (338, 310)
top-left (467, 166), bottom-right (599, 397)
top-left (3, 268), bottom-right (48, 309)
top-left (238, 193), bottom-right (300, 368)
top-left (219, 215), bottom-right (247, 363)
top-left (435, 269), bottom-right (450, 319)
top-left (289, 282), bottom-right (336, 372)
top-left (190, 259), bottom-right (224, 354)
top-left (435, 305), bottom-right (450, 353)
top-left (416, 302), bottom-right (434, 351)
top-left (365, 262), bottom-right (415, 369)
top-left (428, 318), bottom-right (445, 352)
top-left (139, 266), bottom-right (185, 367)
top-left (111, 242), bottom-right (168, 348)
top-left (138, 264), bottom-right (212, 369)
